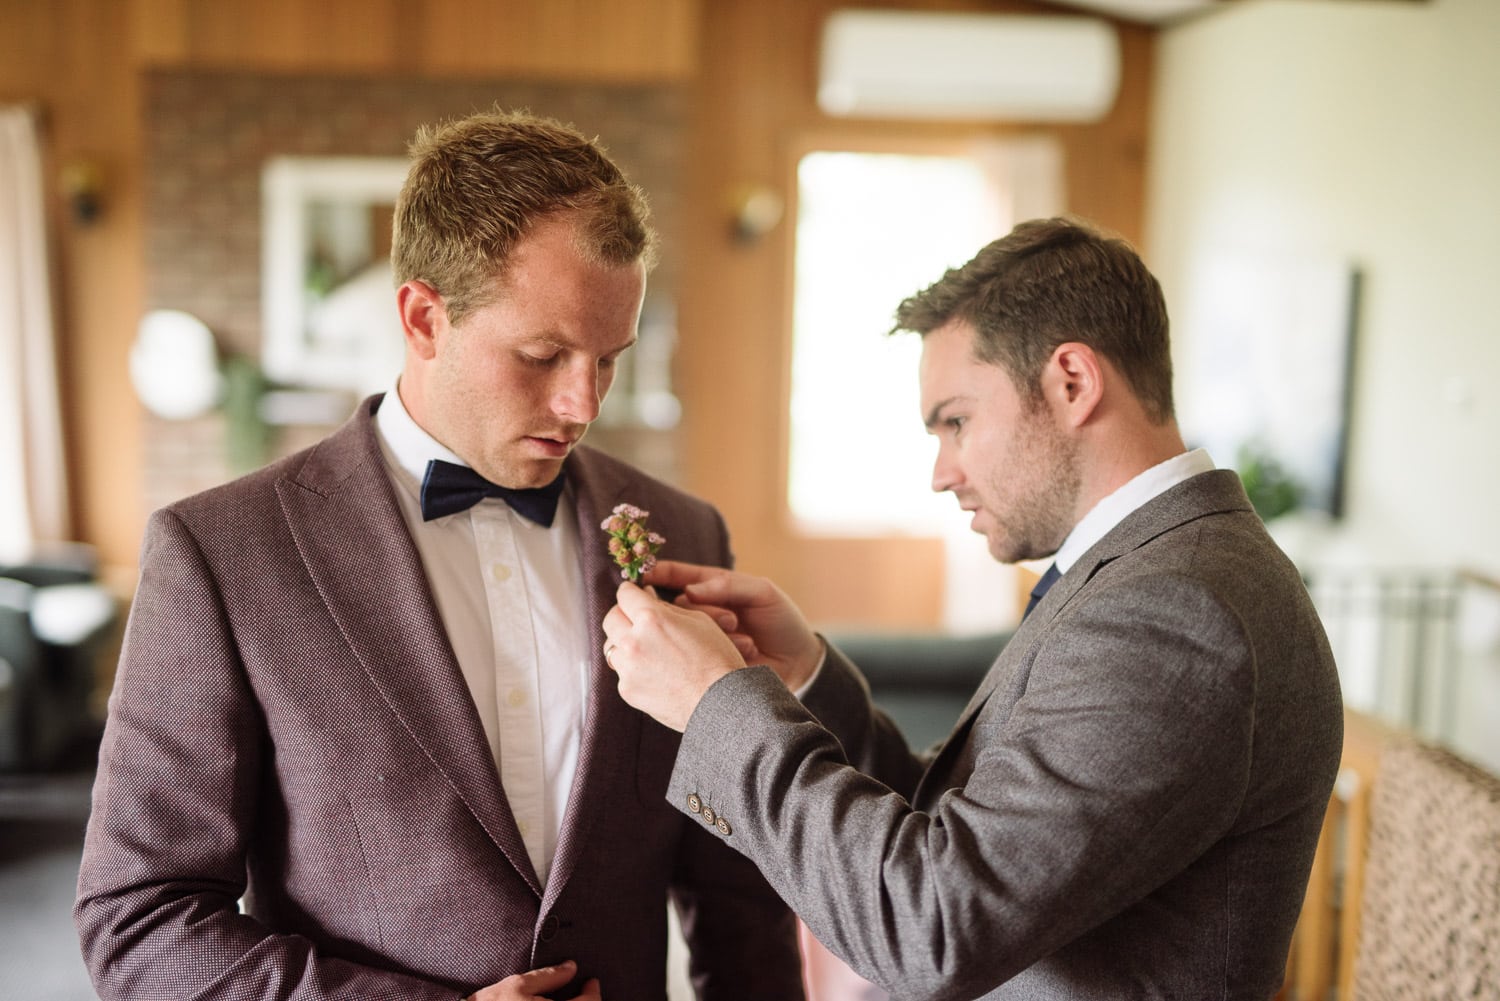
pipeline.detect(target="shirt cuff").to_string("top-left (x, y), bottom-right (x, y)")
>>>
top-left (791, 642), bottom-right (828, 701)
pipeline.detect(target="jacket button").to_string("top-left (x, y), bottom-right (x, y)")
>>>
top-left (687, 793), bottom-right (702, 814)
top-left (701, 806), bottom-right (717, 825)
top-left (539, 915), bottom-right (560, 941)
top-left (716, 817), bottom-right (732, 837)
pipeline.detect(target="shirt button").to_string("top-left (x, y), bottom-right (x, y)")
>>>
top-left (716, 817), bottom-right (732, 837)
top-left (506, 688), bottom-right (527, 708)
top-left (517, 819), bottom-right (530, 836)
top-left (686, 793), bottom-right (702, 814)
top-left (492, 563), bottom-right (511, 581)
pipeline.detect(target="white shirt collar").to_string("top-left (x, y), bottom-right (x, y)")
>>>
top-left (1052, 448), bottom-right (1215, 574)
top-left (374, 381), bottom-right (467, 487)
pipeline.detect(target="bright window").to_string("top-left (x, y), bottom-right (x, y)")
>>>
top-left (787, 151), bottom-right (1008, 534)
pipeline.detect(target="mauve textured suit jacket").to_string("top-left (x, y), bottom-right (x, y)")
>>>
top-left (75, 396), bottom-right (804, 1001)
top-left (667, 470), bottom-right (1343, 1000)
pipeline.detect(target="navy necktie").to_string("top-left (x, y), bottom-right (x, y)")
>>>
top-left (1023, 562), bottom-right (1062, 619)
top-left (419, 460), bottom-right (565, 527)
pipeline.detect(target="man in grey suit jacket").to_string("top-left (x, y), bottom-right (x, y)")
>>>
top-left (75, 111), bottom-right (802, 1001)
top-left (602, 217), bottom-right (1344, 999)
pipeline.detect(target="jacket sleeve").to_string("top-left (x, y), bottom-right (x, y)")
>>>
top-left (664, 572), bottom-right (1259, 1001)
top-left (657, 499), bottom-right (806, 1001)
top-left (798, 641), bottom-right (930, 800)
top-left (74, 509), bottom-right (462, 1001)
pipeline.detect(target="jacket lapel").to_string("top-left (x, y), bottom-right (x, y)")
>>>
top-left (540, 448), bottom-right (639, 909)
top-left (916, 469), bottom-right (1254, 802)
top-left (275, 398), bottom-right (542, 898)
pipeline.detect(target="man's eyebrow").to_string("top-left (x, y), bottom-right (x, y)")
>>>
top-left (923, 396), bottom-right (961, 430)
top-left (527, 333), bottom-right (639, 354)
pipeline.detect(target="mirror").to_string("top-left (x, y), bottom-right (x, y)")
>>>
top-left (261, 156), bottom-right (410, 396)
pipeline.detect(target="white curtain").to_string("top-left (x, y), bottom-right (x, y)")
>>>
top-left (0, 104), bottom-right (69, 563)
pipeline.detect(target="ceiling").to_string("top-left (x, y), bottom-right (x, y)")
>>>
top-left (1037, 0), bottom-right (1224, 25)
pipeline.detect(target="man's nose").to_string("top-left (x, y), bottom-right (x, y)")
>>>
top-left (553, 364), bottom-right (602, 424)
top-left (931, 444), bottom-right (962, 494)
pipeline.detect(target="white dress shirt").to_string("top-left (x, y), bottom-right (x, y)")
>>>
top-left (1051, 448), bottom-right (1216, 574)
top-left (374, 388), bottom-right (589, 887)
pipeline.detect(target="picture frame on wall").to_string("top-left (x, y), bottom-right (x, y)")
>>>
top-left (260, 156), bottom-right (410, 396)
top-left (1179, 250), bottom-right (1361, 521)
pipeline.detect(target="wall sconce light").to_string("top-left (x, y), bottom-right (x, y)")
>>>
top-left (58, 158), bottom-right (105, 224)
top-left (730, 184), bottom-right (785, 245)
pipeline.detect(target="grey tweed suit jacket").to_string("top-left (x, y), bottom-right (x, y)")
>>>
top-left (75, 396), bottom-right (803, 1001)
top-left (668, 469), bottom-right (1343, 1000)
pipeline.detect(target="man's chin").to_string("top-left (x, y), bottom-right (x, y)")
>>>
top-left (985, 534), bottom-right (1036, 566)
top-left (480, 456), bottom-right (566, 490)
top-left (522, 458), bottom-right (567, 487)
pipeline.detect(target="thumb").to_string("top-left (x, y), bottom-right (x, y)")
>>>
top-left (516, 959), bottom-right (577, 993)
top-left (577, 977), bottom-right (603, 1000)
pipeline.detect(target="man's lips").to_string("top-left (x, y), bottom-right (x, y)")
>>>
top-left (526, 433), bottom-right (582, 455)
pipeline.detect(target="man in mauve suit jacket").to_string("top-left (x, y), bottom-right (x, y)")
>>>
top-left (603, 217), bottom-right (1344, 1000)
top-left (75, 111), bottom-right (802, 1001)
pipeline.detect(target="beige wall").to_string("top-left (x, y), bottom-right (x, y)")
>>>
top-left (1146, 0), bottom-right (1500, 767)
top-left (1148, 0), bottom-right (1500, 574)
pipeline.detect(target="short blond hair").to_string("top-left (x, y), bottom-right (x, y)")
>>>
top-left (392, 109), bottom-right (657, 324)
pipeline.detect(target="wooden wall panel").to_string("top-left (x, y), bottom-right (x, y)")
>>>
top-left (4, 0), bottom-right (1147, 619)
top-left (159, 0), bottom-right (406, 72)
top-left (129, 0), bottom-right (699, 81)
top-left (2, 0), bottom-right (145, 589)
top-left (2, 0), bottom-right (701, 579)
top-left (677, 0), bottom-right (1153, 628)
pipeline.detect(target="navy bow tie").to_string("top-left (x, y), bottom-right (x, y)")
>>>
top-left (1023, 562), bottom-right (1062, 619)
top-left (419, 460), bottom-right (566, 527)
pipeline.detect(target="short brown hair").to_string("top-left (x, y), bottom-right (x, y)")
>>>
top-left (893, 216), bottom-right (1174, 423)
top-left (392, 109), bottom-right (657, 325)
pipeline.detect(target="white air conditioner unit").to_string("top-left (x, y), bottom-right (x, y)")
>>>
top-left (818, 9), bottom-right (1121, 123)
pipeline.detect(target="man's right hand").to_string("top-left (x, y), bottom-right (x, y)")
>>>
top-left (641, 560), bottom-right (823, 692)
top-left (466, 960), bottom-right (601, 1000)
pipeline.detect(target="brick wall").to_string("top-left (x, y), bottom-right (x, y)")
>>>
top-left (141, 70), bottom-right (684, 515)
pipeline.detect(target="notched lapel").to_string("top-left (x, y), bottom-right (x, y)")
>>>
top-left (275, 405), bottom-right (542, 898)
top-left (915, 554), bottom-right (1107, 805)
top-left (918, 471), bottom-right (1249, 800)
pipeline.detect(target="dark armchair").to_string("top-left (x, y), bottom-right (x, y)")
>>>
top-left (0, 544), bottom-right (118, 771)
top-left (824, 629), bottom-right (1011, 750)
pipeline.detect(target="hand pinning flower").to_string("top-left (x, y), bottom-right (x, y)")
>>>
top-left (601, 503), bottom-right (666, 583)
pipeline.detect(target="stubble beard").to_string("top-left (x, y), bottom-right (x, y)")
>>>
top-left (986, 417), bottom-right (1082, 565)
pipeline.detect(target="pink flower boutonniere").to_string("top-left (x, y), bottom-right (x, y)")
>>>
top-left (601, 503), bottom-right (666, 583)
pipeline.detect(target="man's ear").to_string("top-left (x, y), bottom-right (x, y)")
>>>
top-left (1042, 342), bottom-right (1105, 428)
top-left (397, 280), bottom-right (446, 361)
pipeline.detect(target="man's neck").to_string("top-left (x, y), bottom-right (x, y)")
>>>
top-left (1074, 419), bottom-right (1188, 525)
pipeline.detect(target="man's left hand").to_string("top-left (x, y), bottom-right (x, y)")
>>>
top-left (602, 582), bottom-right (746, 731)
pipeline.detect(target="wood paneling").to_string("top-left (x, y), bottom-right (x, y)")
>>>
top-left (677, 0), bottom-right (1153, 627)
top-left (2, 0), bottom-right (145, 589)
top-left (3, 0), bottom-right (1148, 617)
top-left (129, 0), bottom-right (698, 80)
top-left (1, 0), bottom-right (701, 578)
